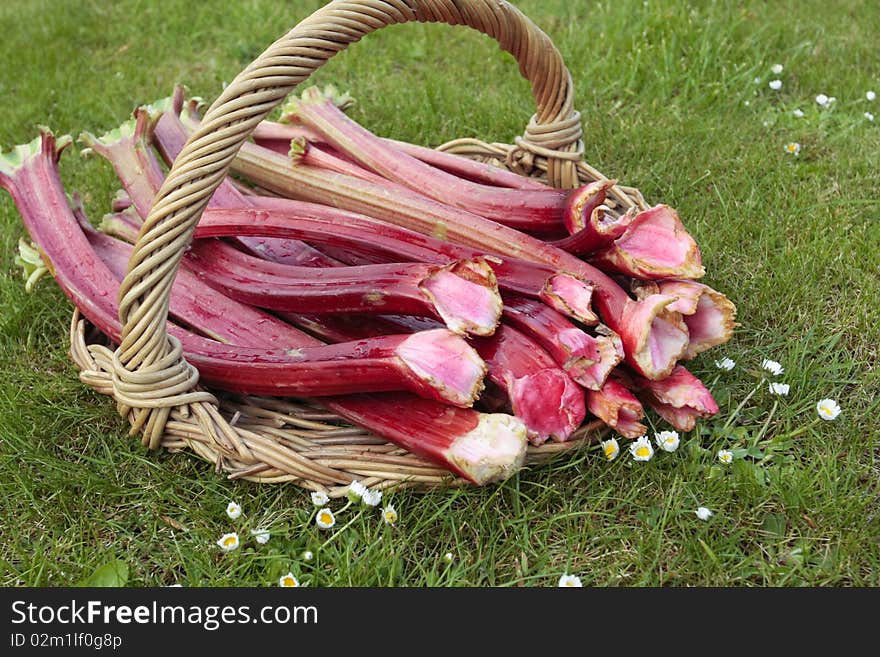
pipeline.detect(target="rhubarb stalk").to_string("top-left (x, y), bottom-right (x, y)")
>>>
top-left (281, 86), bottom-right (576, 235)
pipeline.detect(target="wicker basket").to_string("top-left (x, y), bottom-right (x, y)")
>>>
top-left (68, 0), bottom-right (650, 498)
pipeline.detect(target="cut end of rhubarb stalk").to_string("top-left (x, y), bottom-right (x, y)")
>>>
top-left (636, 365), bottom-right (719, 432)
top-left (622, 294), bottom-right (690, 380)
top-left (658, 281), bottom-right (738, 359)
top-left (445, 412), bottom-right (528, 485)
top-left (0, 132), bottom-right (71, 181)
top-left (586, 379), bottom-right (647, 439)
top-left (563, 179), bottom-right (617, 234)
top-left (508, 368), bottom-right (587, 444)
top-left (419, 259), bottom-right (502, 336)
top-left (541, 273), bottom-right (598, 325)
top-left (281, 85), bottom-right (356, 121)
top-left (395, 329), bottom-right (487, 408)
top-left (592, 204), bottom-right (705, 280)
top-left (568, 328), bottom-right (625, 390)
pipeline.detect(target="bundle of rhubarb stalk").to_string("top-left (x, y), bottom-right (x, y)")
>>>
top-left (0, 0), bottom-right (735, 496)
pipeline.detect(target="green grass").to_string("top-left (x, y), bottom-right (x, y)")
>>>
top-left (1, 0), bottom-right (879, 587)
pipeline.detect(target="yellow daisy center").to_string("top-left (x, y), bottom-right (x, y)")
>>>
top-left (223, 536), bottom-right (237, 547)
top-left (603, 444), bottom-right (616, 458)
top-left (787, 144), bottom-right (797, 152)
top-left (319, 511), bottom-right (333, 524)
top-left (282, 576), bottom-right (298, 587)
top-left (636, 446), bottom-right (651, 458)
top-left (385, 511), bottom-right (397, 523)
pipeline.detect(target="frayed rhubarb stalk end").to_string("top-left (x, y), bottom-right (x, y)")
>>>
top-left (420, 258), bottom-right (502, 336)
top-left (445, 412), bottom-right (528, 485)
top-left (541, 273), bottom-right (598, 325)
top-left (395, 329), bottom-right (487, 408)
top-left (563, 179), bottom-right (617, 234)
top-left (592, 204), bottom-right (705, 280)
top-left (586, 378), bottom-right (647, 439)
top-left (508, 368), bottom-right (587, 444)
top-left (14, 237), bottom-right (50, 292)
top-left (621, 294), bottom-right (690, 380)
top-left (634, 365), bottom-right (720, 432)
top-left (657, 280), bottom-right (738, 359)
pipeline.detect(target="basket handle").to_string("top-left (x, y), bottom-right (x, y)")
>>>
top-left (113, 0), bottom-right (584, 447)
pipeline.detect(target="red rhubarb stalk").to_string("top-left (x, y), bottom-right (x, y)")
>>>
top-left (281, 87), bottom-right (575, 234)
top-left (191, 204), bottom-right (598, 325)
top-left (256, 118), bottom-right (552, 190)
top-left (629, 365), bottom-right (719, 432)
top-left (585, 378), bottom-right (647, 439)
top-left (500, 295), bottom-right (623, 390)
top-left (472, 325), bottom-right (586, 444)
top-left (590, 204), bottom-right (705, 280)
top-left (184, 238), bottom-right (502, 336)
top-left (552, 195), bottom-right (639, 255)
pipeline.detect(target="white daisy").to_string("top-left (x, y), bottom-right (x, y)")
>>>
top-left (714, 357), bottom-right (736, 371)
top-left (558, 574), bottom-right (583, 587)
top-left (865, 112), bottom-right (875, 122)
top-left (761, 359), bottom-right (785, 376)
top-left (771, 64), bottom-right (784, 75)
top-left (216, 532), bottom-right (240, 552)
top-left (347, 480), bottom-right (367, 502)
top-left (816, 399), bottom-right (841, 421)
top-left (279, 572), bottom-right (299, 587)
top-left (768, 382), bottom-right (790, 396)
top-left (695, 507), bottom-right (713, 521)
top-left (302, 550), bottom-right (314, 562)
top-left (867, 91), bottom-right (876, 101)
top-left (443, 552), bottom-right (454, 563)
top-left (361, 489), bottom-right (382, 507)
top-left (310, 491), bottom-right (330, 506)
top-left (315, 507), bottom-right (336, 530)
top-left (815, 93), bottom-right (830, 107)
top-left (382, 504), bottom-right (398, 525)
top-left (793, 109), bottom-right (805, 118)
top-left (769, 79), bottom-right (782, 90)
top-left (655, 430), bottom-right (680, 453)
top-left (600, 437), bottom-right (620, 461)
top-left (629, 436), bottom-right (655, 462)
top-left (250, 528), bottom-right (270, 545)
top-left (225, 501), bottom-right (242, 520)
top-left (784, 142), bottom-right (801, 156)
top-left (717, 449), bottom-right (734, 464)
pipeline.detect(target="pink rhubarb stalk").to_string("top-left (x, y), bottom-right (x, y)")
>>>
top-left (585, 379), bottom-right (647, 439)
top-left (473, 325), bottom-right (587, 445)
top-left (631, 365), bottom-right (720, 432)
top-left (183, 238), bottom-right (501, 336)
top-left (656, 280), bottom-right (738, 359)
top-left (590, 204), bottom-right (706, 280)
top-left (500, 295), bottom-right (622, 390)
top-left (281, 87), bottom-right (576, 235)
top-left (257, 118), bottom-right (552, 191)
top-left (553, 199), bottom-right (640, 256)
top-left (192, 204), bottom-right (598, 325)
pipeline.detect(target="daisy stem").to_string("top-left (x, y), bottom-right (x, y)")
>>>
top-left (320, 509), bottom-right (364, 550)
top-left (753, 399), bottom-right (779, 444)
top-left (720, 378), bottom-right (764, 434)
top-left (770, 417), bottom-right (822, 442)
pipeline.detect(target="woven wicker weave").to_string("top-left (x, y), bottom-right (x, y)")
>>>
top-left (69, 0), bottom-right (649, 498)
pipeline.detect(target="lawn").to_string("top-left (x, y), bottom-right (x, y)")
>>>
top-left (1, 0), bottom-right (878, 587)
